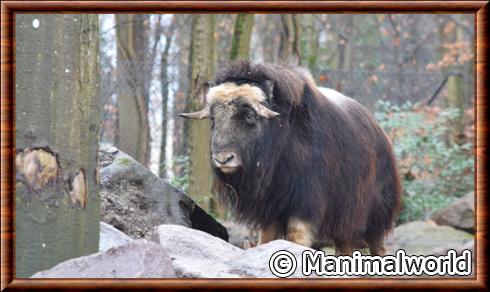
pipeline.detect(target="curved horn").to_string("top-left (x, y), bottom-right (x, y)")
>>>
top-left (253, 103), bottom-right (280, 119)
top-left (179, 105), bottom-right (210, 119)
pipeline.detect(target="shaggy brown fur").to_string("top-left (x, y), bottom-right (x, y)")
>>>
top-left (185, 61), bottom-right (402, 255)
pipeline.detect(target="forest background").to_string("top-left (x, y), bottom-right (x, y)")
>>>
top-left (96, 14), bottom-right (474, 223)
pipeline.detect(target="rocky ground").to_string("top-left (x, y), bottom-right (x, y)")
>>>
top-left (34, 223), bottom-right (318, 278)
top-left (32, 148), bottom-right (475, 278)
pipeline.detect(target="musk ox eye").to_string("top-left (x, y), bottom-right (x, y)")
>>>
top-left (245, 111), bottom-right (256, 125)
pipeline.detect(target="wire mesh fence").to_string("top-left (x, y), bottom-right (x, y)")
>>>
top-left (317, 69), bottom-right (444, 109)
top-left (317, 68), bottom-right (473, 110)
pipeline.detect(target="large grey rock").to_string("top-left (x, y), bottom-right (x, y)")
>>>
top-left (99, 147), bottom-right (228, 241)
top-left (32, 241), bottom-right (176, 278)
top-left (431, 192), bottom-right (474, 232)
top-left (99, 221), bottom-right (133, 252)
top-left (386, 221), bottom-right (474, 256)
top-left (153, 224), bottom-right (321, 278)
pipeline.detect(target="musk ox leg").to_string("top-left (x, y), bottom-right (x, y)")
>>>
top-left (334, 241), bottom-right (354, 256)
top-left (258, 225), bottom-right (278, 245)
top-left (286, 218), bottom-right (314, 247)
top-left (366, 236), bottom-right (387, 256)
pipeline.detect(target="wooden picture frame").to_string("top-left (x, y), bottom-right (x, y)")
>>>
top-left (1, 1), bottom-right (488, 290)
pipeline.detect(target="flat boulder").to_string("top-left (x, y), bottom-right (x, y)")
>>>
top-left (431, 192), bottom-right (474, 233)
top-left (99, 147), bottom-right (228, 241)
top-left (99, 221), bottom-right (133, 252)
top-left (387, 221), bottom-right (474, 256)
top-left (34, 224), bottom-right (339, 278)
top-left (153, 224), bottom-right (321, 278)
top-left (32, 240), bottom-right (176, 278)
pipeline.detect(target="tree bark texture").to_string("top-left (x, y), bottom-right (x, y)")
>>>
top-left (186, 15), bottom-right (215, 209)
top-left (172, 15), bottom-right (192, 177)
top-left (230, 14), bottom-right (255, 61)
top-left (159, 18), bottom-right (175, 178)
top-left (306, 15), bottom-right (320, 75)
top-left (115, 14), bottom-right (151, 166)
top-left (15, 14), bottom-right (100, 277)
top-left (447, 25), bottom-right (466, 145)
top-left (279, 15), bottom-right (302, 62)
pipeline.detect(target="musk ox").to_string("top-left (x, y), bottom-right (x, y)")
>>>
top-left (180, 61), bottom-right (401, 255)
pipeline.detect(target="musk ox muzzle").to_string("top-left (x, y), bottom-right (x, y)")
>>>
top-left (212, 150), bottom-right (241, 173)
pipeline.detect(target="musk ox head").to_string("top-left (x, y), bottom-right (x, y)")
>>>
top-left (180, 81), bottom-right (280, 175)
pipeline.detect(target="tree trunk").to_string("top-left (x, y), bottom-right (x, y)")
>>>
top-left (15, 14), bottom-right (100, 277)
top-left (159, 19), bottom-right (175, 178)
top-left (339, 42), bottom-right (352, 70)
top-left (172, 15), bottom-right (191, 177)
top-left (336, 17), bottom-right (353, 71)
top-left (438, 17), bottom-right (466, 144)
top-left (306, 15), bottom-right (319, 75)
top-left (115, 15), bottom-right (151, 166)
top-left (255, 15), bottom-right (281, 63)
top-left (292, 15), bottom-right (302, 62)
top-left (278, 15), bottom-right (302, 62)
top-left (230, 14), bottom-right (255, 61)
top-left (186, 15), bottom-right (215, 209)
top-left (447, 25), bottom-right (466, 145)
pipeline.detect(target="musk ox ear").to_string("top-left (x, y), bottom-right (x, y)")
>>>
top-left (264, 80), bottom-right (274, 98)
top-left (179, 105), bottom-right (210, 119)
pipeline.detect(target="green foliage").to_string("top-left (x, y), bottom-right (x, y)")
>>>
top-left (374, 100), bottom-right (474, 224)
top-left (169, 155), bottom-right (189, 191)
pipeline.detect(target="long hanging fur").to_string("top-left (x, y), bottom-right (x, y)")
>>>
top-left (213, 61), bottom-right (402, 245)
